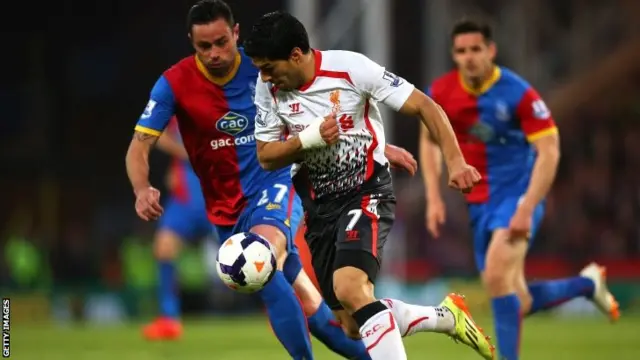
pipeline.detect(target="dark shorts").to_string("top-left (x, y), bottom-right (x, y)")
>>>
top-left (294, 165), bottom-right (395, 309)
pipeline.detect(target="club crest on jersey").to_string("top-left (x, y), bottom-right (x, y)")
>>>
top-left (468, 121), bottom-right (496, 143)
top-left (329, 90), bottom-right (341, 113)
top-left (495, 100), bottom-right (510, 121)
top-left (216, 111), bottom-right (249, 136)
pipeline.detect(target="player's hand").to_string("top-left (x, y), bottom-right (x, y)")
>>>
top-left (509, 205), bottom-right (533, 240)
top-left (426, 197), bottom-right (446, 239)
top-left (319, 114), bottom-right (340, 145)
top-left (385, 144), bottom-right (418, 176)
top-left (447, 159), bottom-right (481, 193)
top-left (135, 186), bottom-right (164, 221)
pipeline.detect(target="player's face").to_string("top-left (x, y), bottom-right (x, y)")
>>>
top-left (251, 48), bottom-right (306, 90)
top-left (452, 33), bottom-right (496, 81)
top-left (190, 19), bottom-right (239, 77)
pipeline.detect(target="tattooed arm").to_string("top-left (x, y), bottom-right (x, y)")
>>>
top-left (126, 130), bottom-right (160, 195)
top-left (127, 75), bottom-right (176, 195)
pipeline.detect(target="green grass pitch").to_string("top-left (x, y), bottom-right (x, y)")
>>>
top-left (11, 315), bottom-right (640, 359)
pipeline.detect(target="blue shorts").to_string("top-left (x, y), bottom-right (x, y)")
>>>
top-left (215, 176), bottom-right (303, 255)
top-left (468, 195), bottom-right (545, 271)
top-left (158, 196), bottom-right (212, 241)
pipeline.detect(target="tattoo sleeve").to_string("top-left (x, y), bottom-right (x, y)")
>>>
top-left (133, 130), bottom-right (159, 144)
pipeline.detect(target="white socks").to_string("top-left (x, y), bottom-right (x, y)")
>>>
top-left (381, 298), bottom-right (455, 336)
top-left (353, 298), bottom-right (457, 359)
top-left (358, 308), bottom-right (407, 359)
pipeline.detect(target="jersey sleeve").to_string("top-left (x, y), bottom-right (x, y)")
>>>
top-left (253, 79), bottom-right (285, 142)
top-left (349, 53), bottom-right (415, 111)
top-left (135, 75), bottom-right (176, 136)
top-left (516, 87), bottom-right (558, 142)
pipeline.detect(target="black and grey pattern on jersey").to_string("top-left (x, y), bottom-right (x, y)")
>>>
top-left (303, 129), bottom-right (373, 199)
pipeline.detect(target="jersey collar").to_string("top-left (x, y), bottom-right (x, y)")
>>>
top-left (459, 66), bottom-right (501, 96)
top-left (195, 52), bottom-right (241, 86)
top-left (297, 49), bottom-right (322, 92)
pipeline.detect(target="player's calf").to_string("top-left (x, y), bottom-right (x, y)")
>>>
top-left (154, 229), bottom-right (182, 261)
top-left (334, 263), bottom-right (408, 359)
top-left (289, 256), bottom-right (371, 359)
top-left (483, 229), bottom-right (528, 360)
top-left (249, 225), bottom-right (313, 359)
top-left (333, 266), bottom-right (376, 314)
top-left (143, 229), bottom-right (184, 340)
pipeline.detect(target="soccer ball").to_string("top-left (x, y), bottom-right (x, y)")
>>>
top-left (216, 232), bottom-right (277, 293)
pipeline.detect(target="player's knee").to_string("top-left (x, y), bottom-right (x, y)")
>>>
top-left (250, 225), bottom-right (288, 269)
top-left (516, 288), bottom-right (533, 315)
top-left (154, 230), bottom-right (181, 261)
top-left (482, 267), bottom-right (513, 296)
top-left (333, 310), bottom-right (361, 340)
top-left (333, 267), bottom-right (374, 313)
top-left (516, 275), bottom-right (533, 315)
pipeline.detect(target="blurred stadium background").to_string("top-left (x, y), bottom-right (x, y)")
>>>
top-left (2, 0), bottom-right (640, 358)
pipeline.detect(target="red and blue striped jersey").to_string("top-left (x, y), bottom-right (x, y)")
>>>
top-left (135, 49), bottom-right (288, 225)
top-left (428, 66), bottom-right (558, 204)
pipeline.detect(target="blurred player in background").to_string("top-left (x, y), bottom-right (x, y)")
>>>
top-left (245, 11), bottom-right (494, 360)
top-left (125, 1), bottom-right (409, 358)
top-left (420, 18), bottom-right (619, 359)
top-left (141, 118), bottom-right (213, 339)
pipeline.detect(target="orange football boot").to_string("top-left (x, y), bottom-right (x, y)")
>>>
top-left (142, 317), bottom-right (183, 341)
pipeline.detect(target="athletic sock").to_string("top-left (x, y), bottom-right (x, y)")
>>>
top-left (381, 298), bottom-right (455, 336)
top-left (308, 301), bottom-right (371, 359)
top-left (259, 271), bottom-right (313, 359)
top-left (353, 300), bottom-right (407, 360)
top-left (158, 261), bottom-right (179, 318)
top-left (491, 294), bottom-right (522, 360)
top-left (527, 276), bottom-right (595, 315)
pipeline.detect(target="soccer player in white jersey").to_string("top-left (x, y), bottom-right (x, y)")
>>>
top-left (244, 11), bottom-right (495, 360)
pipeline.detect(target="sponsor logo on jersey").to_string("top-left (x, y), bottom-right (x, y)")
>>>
top-left (265, 203), bottom-right (281, 211)
top-left (531, 99), bottom-right (550, 120)
top-left (211, 111), bottom-right (254, 150)
top-left (210, 134), bottom-right (255, 150)
top-left (216, 111), bottom-right (249, 136)
top-left (141, 100), bottom-right (156, 119)
top-left (382, 70), bottom-right (403, 87)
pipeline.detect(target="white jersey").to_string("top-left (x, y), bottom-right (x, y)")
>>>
top-left (254, 50), bottom-right (415, 199)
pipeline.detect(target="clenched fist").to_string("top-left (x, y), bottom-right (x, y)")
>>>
top-left (319, 114), bottom-right (340, 145)
top-left (448, 161), bottom-right (481, 193)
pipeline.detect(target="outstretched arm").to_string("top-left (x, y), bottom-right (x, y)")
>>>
top-left (419, 124), bottom-right (443, 201)
top-left (398, 89), bottom-right (462, 170)
top-left (126, 75), bottom-right (175, 194)
top-left (348, 54), bottom-right (478, 191)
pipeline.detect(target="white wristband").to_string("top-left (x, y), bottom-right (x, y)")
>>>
top-left (298, 117), bottom-right (327, 149)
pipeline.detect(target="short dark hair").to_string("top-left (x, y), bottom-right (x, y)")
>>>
top-left (187, 0), bottom-right (234, 32)
top-left (451, 18), bottom-right (493, 42)
top-left (244, 11), bottom-right (311, 60)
